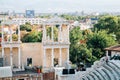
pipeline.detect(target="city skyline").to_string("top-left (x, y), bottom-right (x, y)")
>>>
top-left (0, 0), bottom-right (120, 13)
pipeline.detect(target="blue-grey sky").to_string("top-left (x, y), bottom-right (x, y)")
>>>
top-left (0, 0), bottom-right (120, 13)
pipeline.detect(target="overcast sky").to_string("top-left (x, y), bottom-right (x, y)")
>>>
top-left (0, 0), bottom-right (120, 13)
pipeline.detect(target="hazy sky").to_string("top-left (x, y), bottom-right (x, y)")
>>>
top-left (0, 0), bottom-right (120, 13)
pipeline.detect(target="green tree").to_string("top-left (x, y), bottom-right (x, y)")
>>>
top-left (38, 31), bottom-right (42, 42)
top-left (116, 17), bottom-right (120, 43)
top-left (20, 22), bottom-right (32, 32)
top-left (70, 27), bottom-right (83, 44)
top-left (87, 30), bottom-right (117, 61)
top-left (12, 34), bottom-right (18, 41)
top-left (94, 16), bottom-right (120, 43)
top-left (70, 44), bottom-right (92, 64)
top-left (94, 16), bottom-right (118, 32)
top-left (21, 31), bottom-right (42, 42)
top-left (80, 47), bottom-right (92, 64)
top-left (70, 27), bottom-right (116, 65)
top-left (70, 27), bottom-right (92, 64)
top-left (70, 27), bottom-right (82, 63)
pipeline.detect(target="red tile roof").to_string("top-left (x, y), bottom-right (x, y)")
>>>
top-left (105, 44), bottom-right (120, 52)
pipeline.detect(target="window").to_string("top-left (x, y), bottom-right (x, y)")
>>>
top-left (27, 58), bottom-right (32, 66)
top-left (54, 58), bottom-right (58, 67)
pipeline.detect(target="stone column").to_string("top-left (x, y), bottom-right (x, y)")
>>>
top-left (67, 47), bottom-right (69, 62)
top-left (10, 26), bottom-right (12, 43)
top-left (51, 48), bottom-right (54, 67)
top-left (18, 47), bottom-right (21, 69)
top-left (44, 25), bottom-right (47, 40)
top-left (43, 48), bottom-right (46, 67)
top-left (59, 48), bottom-right (62, 66)
top-left (60, 24), bottom-right (62, 42)
top-left (106, 50), bottom-right (108, 57)
top-left (42, 24), bottom-right (46, 42)
top-left (10, 47), bottom-right (13, 68)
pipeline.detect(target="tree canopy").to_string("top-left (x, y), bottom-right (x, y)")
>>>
top-left (12, 34), bottom-right (18, 41)
top-left (20, 22), bottom-right (32, 32)
top-left (70, 27), bottom-right (92, 64)
top-left (87, 30), bottom-right (116, 61)
top-left (70, 27), bottom-right (117, 65)
top-left (21, 31), bottom-right (42, 42)
top-left (94, 16), bottom-right (120, 43)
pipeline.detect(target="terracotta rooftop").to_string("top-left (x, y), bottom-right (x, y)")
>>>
top-left (105, 44), bottom-right (120, 52)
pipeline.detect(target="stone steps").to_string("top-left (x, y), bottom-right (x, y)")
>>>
top-left (79, 60), bottom-right (120, 80)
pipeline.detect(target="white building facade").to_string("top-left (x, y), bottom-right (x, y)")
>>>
top-left (12, 18), bottom-right (47, 25)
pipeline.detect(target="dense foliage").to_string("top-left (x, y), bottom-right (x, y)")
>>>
top-left (70, 27), bottom-right (92, 64)
top-left (94, 16), bottom-right (120, 43)
top-left (20, 22), bottom-right (32, 32)
top-left (70, 27), bottom-right (117, 65)
top-left (21, 31), bottom-right (42, 42)
top-left (86, 30), bottom-right (116, 61)
top-left (60, 14), bottom-right (85, 20)
top-left (12, 34), bottom-right (18, 41)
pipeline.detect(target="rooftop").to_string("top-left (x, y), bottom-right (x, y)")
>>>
top-left (105, 44), bottom-right (120, 52)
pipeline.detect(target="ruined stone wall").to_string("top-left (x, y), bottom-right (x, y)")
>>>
top-left (21, 43), bottom-right (43, 66)
top-left (2, 43), bottom-right (68, 68)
